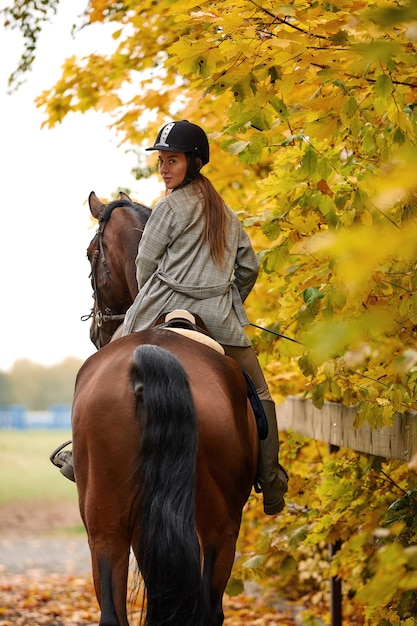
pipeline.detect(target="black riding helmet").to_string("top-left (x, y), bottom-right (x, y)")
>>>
top-left (146, 120), bottom-right (210, 166)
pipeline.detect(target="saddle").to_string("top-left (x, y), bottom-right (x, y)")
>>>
top-left (157, 310), bottom-right (225, 354)
top-left (155, 310), bottom-right (268, 440)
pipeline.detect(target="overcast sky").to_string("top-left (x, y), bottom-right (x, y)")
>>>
top-left (0, 1), bottom-right (162, 371)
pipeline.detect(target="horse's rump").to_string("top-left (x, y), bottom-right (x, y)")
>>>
top-left (72, 328), bottom-right (257, 625)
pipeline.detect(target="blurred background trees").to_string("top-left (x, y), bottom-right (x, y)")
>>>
top-left (0, 358), bottom-right (81, 409)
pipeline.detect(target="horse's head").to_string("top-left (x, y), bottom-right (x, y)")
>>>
top-left (87, 191), bottom-right (151, 349)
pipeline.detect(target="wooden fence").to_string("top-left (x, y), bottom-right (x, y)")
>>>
top-left (277, 397), bottom-right (417, 625)
top-left (278, 396), bottom-right (417, 463)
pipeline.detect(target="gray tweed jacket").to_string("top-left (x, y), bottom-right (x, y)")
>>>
top-left (122, 182), bottom-right (260, 346)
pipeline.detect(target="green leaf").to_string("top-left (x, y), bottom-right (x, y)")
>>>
top-left (367, 4), bottom-right (417, 27)
top-left (375, 74), bottom-right (393, 99)
top-left (361, 127), bottom-right (376, 154)
top-left (263, 243), bottom-right (289, 273)
top-left (268, 65), bottom-right (282, 83)
top-left (353, 40), bottom-right (402, 63)
top-left (270, 96), bottom-right (289, 120)
top-left (319, 194), bottom-right (334, 216)
top-left (317, 157), bottom-right (333, 179)
top-left (225, 577), bottom-right (245, 597)
top-left (303, 287), bottom-right (324, 306)
top-left (312, 383), bottom-right (325, 408)
top-left (301, 148), bottom-right (317, 176)
top-left (298, 353), bottom-right (318, 377)
top-left (393, 127), bottom-right (405, 145)
top-left (262, 219), bottom-right (281, 240)
top-left (334, 189), bottom-right (352, 210)
top-left (341, 96), bottom-right (357, 123)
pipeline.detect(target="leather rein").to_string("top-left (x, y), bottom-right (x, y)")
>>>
top-left (81, 213), bottom-right (128, 329)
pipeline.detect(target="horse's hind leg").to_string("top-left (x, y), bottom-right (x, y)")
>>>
top-left (200, 518), bottom-right (243, 626)
top-left (79, 485), bottom-right (134, 626)
top-left (202, 548), bottom-right (225, 626)
top-left (88, 532), bottom-right (131, 626)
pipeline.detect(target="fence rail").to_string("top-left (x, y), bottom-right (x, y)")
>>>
top-left (278, 396), bottom-right (417, 462)
top-left (0, 405), bottom-right (71, 430)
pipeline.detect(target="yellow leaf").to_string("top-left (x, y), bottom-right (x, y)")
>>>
top-left (166, 0), bottom-right (203, 10)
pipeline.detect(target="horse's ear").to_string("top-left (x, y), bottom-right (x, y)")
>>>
top-left (89, 191), bottom-right (103, 219)
top-left (119, 191), bottom-right (132, 202)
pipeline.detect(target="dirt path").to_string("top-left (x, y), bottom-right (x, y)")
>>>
top-left (0, 500), bottom-right (91, 575)
top-left (0, 499), bottom-right (81, 536)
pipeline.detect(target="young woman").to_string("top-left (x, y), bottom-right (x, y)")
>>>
top-left (52, 120), bottom-right (287, 515)
top-left (122, 120), bottom-right (287, 515)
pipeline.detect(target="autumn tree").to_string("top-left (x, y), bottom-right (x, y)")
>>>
top-left (5, 0), bottom-right (417, 422)
top-left (4, 1), bottom-right (417, 622)
top-left (2, 357), bottom-right (82, 409)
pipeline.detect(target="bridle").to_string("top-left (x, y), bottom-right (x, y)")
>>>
top-left (81, 209), bottom-right (128, 330)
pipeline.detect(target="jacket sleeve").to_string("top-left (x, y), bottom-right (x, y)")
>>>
top-left (233, 222), bottom-right (260, 303)
top-left (135, 199), bottom-right (175, 288)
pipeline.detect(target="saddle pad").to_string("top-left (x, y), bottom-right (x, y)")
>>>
top-left (164, 327), bottom-right (225, 354)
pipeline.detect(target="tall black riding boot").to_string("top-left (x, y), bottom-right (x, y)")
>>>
top-left (257, 400), bottom-right (288, 515)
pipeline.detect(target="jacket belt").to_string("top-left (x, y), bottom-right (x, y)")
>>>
top-left (156, 271), bottom-right (249, 326)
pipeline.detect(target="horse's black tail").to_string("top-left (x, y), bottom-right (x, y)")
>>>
top-left (130, 344), bottom-right (205, 626)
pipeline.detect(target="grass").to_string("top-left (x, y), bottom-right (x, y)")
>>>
top-left (0, 430), bottom-right (78, 506)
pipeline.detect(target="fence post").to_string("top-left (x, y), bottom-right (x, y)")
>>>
top-left (329, 443), bottom-right (342, 626)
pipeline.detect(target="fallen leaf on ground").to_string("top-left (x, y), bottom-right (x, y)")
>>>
top-left (0, 572), bottom-right (306, 625)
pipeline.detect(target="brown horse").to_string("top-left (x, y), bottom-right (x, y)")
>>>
top-left (72, 192), bottom-right (259, 625)
top-left (86, 191), bottom-right (151, 348)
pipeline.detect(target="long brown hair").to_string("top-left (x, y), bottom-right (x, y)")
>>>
top-left (195, 173), bottom-right (229, 267)
top-left (176, 154), bottom-right (229, 267)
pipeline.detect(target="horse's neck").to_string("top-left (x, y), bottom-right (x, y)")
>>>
top-left (116, 226), bottom-right (141, 302)
top-left (125, 258), bottom-right (139, 301)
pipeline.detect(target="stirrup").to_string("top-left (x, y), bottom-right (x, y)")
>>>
top-left (50, 440), bottom-right (75, 482)
top-left (50, 439), bottom-right (72, 464)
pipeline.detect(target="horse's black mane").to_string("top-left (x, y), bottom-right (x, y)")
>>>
top-left (101, 199), bottom-right (151, 224)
